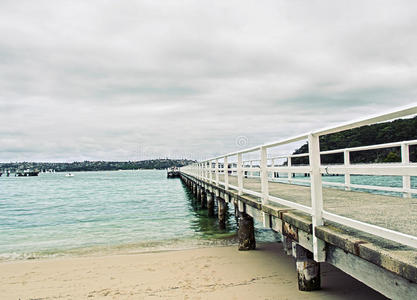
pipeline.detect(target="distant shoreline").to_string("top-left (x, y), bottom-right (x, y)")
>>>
top-left (0, 158), bottom-right (195, 173)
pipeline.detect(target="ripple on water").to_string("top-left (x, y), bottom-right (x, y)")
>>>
top-left (1, 170), bottom-right (267, 261)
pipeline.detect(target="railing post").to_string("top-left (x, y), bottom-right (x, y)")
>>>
top-left (401, 143), bottom-right (411, 198)
top-left (224, 156), bottom-right (229, 190)
top-left (209, 160), bottom-right (213, 184)
top-left (308, 133), bottom-right (325, 262)
top-left (260, 146), bottom-right (271, 228)
top-left (207, 162), bottom-right (210, 181)
top-left (260, 146), bottom-right (269, 205)
top-left (237, 153), bottom-right (243, 196)
top-left (287, 156), bottom-right (292, 183)
top-left (344, 150), bottom-right (351, 191)
top-left (215, 159), bottom-right (219, 186)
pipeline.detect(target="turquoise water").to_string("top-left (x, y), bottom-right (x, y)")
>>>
top-left (0, 171), bottom-right (230, 260)
top-left (0, 170), bottom-right (276, 261)
top-left (273, 174), bottom-right (417, 197)
top-left (6, 170), bottom-right (409, 261)
top-left (322, 174), bottom-right (417, 197)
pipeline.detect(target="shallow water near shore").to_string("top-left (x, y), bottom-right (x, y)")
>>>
top-left (0, 170), bottom-right (276, 261)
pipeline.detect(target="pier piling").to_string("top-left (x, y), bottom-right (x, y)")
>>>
top-left (197, 186), bottom-right (202, 203)
top-left (200, 188), bottom-right (207, 209)
top-left (207, 192), bottom-right (214, 216)
top-left (234, 203), bottom-right (239, 226)
top-left (295, 244), bottom-right (321, 291)
top-left (282, 236), bottom-right (293, 256)
top-left (238, 211), bottom-right (256, 251)
top-left (217, 197), bottom-right (227, 229)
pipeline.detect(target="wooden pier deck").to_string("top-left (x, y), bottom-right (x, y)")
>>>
top-left (224, 175), bottom-right (417, 237)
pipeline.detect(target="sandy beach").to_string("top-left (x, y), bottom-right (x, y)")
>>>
top-left (0, 242), bottom-right (387, 300)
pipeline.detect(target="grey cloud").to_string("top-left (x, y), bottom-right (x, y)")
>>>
top-left (1, 0), bottom-right (417, 162)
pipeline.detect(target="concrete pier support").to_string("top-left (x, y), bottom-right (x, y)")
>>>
top-left (217, 197), bottom-right (228, 229)
top-left (200, 189), bottom-right (207, 209)
top-left (238, 211), bottom-right (256, 251)
top-left (294, 244), bottom-right (321, 291)
top-left (207, 192), bottom-right (214, 216)
top-left (234, 204), bottom-right (240, 226)
top-left (196, 186), bottom-right (202, 203)
top-left (282, 236), bottom-right (293, 256)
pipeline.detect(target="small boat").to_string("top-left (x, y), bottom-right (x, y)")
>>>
top-left (16, 169), bottom-right (40, 177)
top-left (167, 167), bottom-right (180, 178)
top-left (65, 173), bottom-right (74, 177)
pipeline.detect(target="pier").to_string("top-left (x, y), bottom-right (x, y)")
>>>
top-left (180, 105), bottom-right (417, 299)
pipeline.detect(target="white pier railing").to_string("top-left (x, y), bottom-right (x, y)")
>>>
top-left (181, 104), bottom-right (417, 259)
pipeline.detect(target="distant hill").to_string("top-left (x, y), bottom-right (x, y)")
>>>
top-left (292, 115), bottom-right (417, 165)
top-left (0, 159), bottom-right (195, 172)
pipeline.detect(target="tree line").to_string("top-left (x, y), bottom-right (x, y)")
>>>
top-left (291, 115), bottom-right (417, 165)
top-left (0, 159), bottom-right (196, 172)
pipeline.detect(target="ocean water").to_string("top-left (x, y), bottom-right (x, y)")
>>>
top-left (322, 174), bottom-right (417, 197)
top-left (0, 170), bottom-right (276, 261)
top-left (273, 173), bottom-right (417, 197)
top-left (3, 170), bottom-right (410, 261)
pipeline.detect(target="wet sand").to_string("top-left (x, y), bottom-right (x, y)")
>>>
top-left (0, 243), bottom-right (387, 299)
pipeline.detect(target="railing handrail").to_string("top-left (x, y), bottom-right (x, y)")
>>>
top-left (198, 103), bottom-right (417, 163)
top-left (266, 139), bottom-right (417, 161)
top-left (212, 139), bottom-right (417, 163)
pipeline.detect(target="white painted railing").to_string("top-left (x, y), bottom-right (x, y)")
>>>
top-left (180, 104), bottom-right (417, 258)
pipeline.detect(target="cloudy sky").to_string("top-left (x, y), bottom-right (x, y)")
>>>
top-left (1, 0), bottom-right (417, 162)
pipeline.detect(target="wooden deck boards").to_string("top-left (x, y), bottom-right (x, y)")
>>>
top-left (217, 175), bottom-right (417, 236)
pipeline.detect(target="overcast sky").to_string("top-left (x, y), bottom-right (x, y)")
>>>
top-left (1, 0), bottom-right (417, 162)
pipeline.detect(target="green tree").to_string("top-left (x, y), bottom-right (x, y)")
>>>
top-left (383, 151), bottom-right (401, 163)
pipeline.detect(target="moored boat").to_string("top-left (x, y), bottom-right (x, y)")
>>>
top-left (167, 167), bottom-right (180, 178)
top-left (16, 169), bottom-right (40, 177)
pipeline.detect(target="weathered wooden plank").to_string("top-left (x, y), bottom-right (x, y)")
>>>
top-left (327, 245), bottom-right (417, 300)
